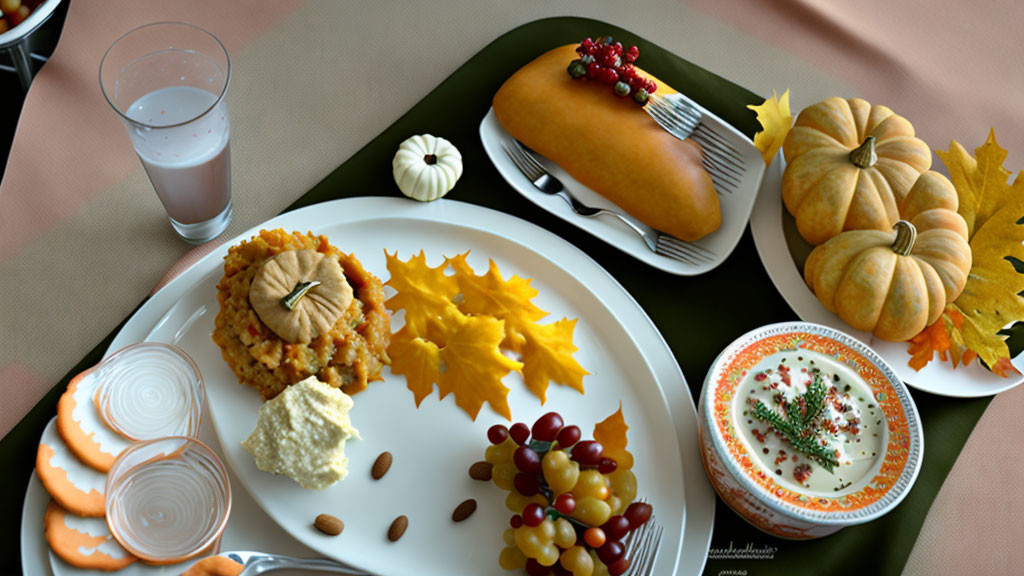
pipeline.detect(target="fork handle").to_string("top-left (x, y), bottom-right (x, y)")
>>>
top-left (243, 556), bottom-right (371, 575)
top-left (554, 191), bottom-right (658, 252)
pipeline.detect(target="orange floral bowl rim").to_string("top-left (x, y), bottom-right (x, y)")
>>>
top-left (702, 321), bottom-right (924, 525)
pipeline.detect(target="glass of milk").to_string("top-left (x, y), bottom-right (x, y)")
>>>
top-left (100, 22), bottom-right (232, 244)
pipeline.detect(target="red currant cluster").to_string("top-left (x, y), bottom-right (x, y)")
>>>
top-left (567, 36), bottom-right (657, 106)
top-left (484, 412), bottom-right (653, 576)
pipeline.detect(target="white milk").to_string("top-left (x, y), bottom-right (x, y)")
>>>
top-left (124, 86), bottom-right (230, 225)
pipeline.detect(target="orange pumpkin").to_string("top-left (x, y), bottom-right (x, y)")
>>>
top-left (804, 171), bottom-right (971, 341)
top-left (783, 97), bottom-right (932, 245)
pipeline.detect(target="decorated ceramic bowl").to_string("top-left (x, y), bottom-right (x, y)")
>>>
top-left (698, 322), bottom-right (923, 539)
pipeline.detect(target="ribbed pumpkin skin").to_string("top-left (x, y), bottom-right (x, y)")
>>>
top-left (804, 172), bottom-right (971, 342)
top-left (783, 97), bottom-right (932, 245)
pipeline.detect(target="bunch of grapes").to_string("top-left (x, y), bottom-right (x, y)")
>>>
top-left (482, 412), bottom-right (653, 576)
top-left (566, 36), bottom-right (658, 106)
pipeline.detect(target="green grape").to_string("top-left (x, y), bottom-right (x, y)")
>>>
top-left (572, 469), bottom-right (611, 500)
top-left (493, 462), bottom-right (517, 491)
top-left (506, 490), bottom-right (547, 513)
top-left (589, 549), bottom-right (611, 576)
top-left (542, 449), bottom-right (580, 495)
top-left (561, 545), bottom-right (595, 576)
top-left (554, 517), bottom-right (577, 548)
top-left (499, 545), bottom-right (527, 570)
top-left (515, 518), bottom-right (560, 566)
top-left (570, 496), bottom-right (612, 527)
top-left (607, 469), bottom-right (637, 508)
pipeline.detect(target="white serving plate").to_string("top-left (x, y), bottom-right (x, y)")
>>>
top-left (480, 103), bottom-right (766, 276)
top-left (23, 197), bottom-right (715, 575)
top-left (749, 156), bottom-right (1024, 397)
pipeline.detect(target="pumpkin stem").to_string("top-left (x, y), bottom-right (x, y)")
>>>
top-left (891, 220), bottom-right (917, 256)
top-left (424, 154), bottom-right (438, 165)
top-left (849, 136), bottom-right (878, 168)
top-left (281, 280), bottom-right (322, 310)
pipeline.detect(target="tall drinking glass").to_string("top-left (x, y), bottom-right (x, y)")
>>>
top-left (100, 22), bottom-right (232, 244)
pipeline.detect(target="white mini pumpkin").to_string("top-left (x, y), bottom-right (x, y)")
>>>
top-left (392, 134), bottom-right (463, 201)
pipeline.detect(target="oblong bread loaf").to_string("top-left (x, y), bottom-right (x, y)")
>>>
top-left (493, 44), bottom-right (720, 242)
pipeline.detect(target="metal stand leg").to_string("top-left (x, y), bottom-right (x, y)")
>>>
top-left (9, 39), bottom-right (35, 93)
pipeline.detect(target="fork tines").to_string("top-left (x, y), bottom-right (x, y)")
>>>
top-left (623, 512), bottom-right (663, 575)
top-left (646, 96), bottom-right (746, 195)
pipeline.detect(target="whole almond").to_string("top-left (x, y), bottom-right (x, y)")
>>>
top-left (372, 451), bottom-right (393, 480)
top-left (314, 514), bottom-right (344, 536)
top-left (452, 499), bottom-right (477, 522)
top-left (468, 461), bottom-right (493, 481)
top-left (388, 515), bottom-right (408, 542)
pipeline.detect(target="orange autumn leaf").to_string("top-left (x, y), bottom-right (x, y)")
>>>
top-left (747, 89), bottom-right (792, 165)
top-left (450, 255), bottom-right (588, 403)
top-left (907, 316), bottom-right (953, 371)
top-left (910, 131), bottom-right (1024, 376)
top-left (593, 403), bottom-right (633, 470)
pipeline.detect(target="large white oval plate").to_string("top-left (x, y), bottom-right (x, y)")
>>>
top-left (23, 198), bottom-right (714, 576)
top-left (749, 157), bottom-right (1024, 397)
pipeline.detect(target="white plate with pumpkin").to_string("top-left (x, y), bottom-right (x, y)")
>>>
top-left (750, 97), bottom-right (1024, 398)
top-left (23, 197), bottom-right (716, 576)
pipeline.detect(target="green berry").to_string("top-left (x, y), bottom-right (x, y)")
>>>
top-left (633, 88), bottom-right (650, 105)
top-left (613, 81), bottom-right (631, 98)
top-left (580, 54), bottom-right (595, 64)
top-left (567, 59), bottom-right (587, 79)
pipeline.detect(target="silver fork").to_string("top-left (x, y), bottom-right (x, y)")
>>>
top-left (646, 94), bottom-right (746, 195)
top-left (223, 550), bottom-right (370, 575)
top-left (501, 140), bottom-right (715, 265)
top-left (623, 510), bottom-right (663, 576)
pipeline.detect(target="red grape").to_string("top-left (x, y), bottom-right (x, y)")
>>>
top-left (597, 540), bottom-right (624, 564)
top-left (601, 515), bottom-right (631, 541)
top-left (554, 493), bottom-right (576, 514)
top-left (598, 457), bottom-right (618, 474)
top-left (523, 503), bottom-right (545, 527)
top-left (607, 556), bottom-right (631, 576)
top-left (525, 559), bottom-right (553, 576)
top-left (556, 425), bottom-right (581, 448)
top-left (532, 412), bottom-right (564, 442)
top-left (510, 514), bottom-right (523, 528)
top-left (514, 473), bottom-right (540, 496)
top-left (510, 422), bottom-right (531, 445)
top-left (570, 440), bottom-right (604, 466)
top-left (488, 424), bottom-right (509, 445)
top-left (624, 502), bottom-right (653, 529)
top-left (514, 446), bottom-right (542, 474)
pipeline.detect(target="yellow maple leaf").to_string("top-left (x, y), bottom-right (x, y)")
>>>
top-left (450, 255), bottom-right (588, 402)
top-left (908, 131), bottom-right (1024, 375)
top-left (385, 250), bottom-right (461, 335)
top-left (593, 403), bottom-right (633, 470)
top-left (388, 306), bottom-right (521, 420)
top-left (747, 89), bottom-right (792, 165)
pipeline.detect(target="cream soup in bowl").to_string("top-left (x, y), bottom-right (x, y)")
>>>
top-left (698, 322), bottom-right (923, 539)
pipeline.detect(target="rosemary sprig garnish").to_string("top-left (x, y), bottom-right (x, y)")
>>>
top-left (750, 371), bottom-right (839, 473)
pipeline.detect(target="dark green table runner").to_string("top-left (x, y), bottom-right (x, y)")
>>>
top-left (2, 17), bottom-right (991, 576)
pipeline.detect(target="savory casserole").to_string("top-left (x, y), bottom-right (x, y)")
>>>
top-left (212, 229), bottom-right (390, 400)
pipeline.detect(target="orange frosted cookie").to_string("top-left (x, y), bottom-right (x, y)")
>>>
top-left (37, 417), bottom-right (106, 517)
top-left (56, 367), bottom-right (129, 472)
top-left (183, 556), bottom-right (245, 576)
top-left (44, 500), bottom-right (136, 571)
